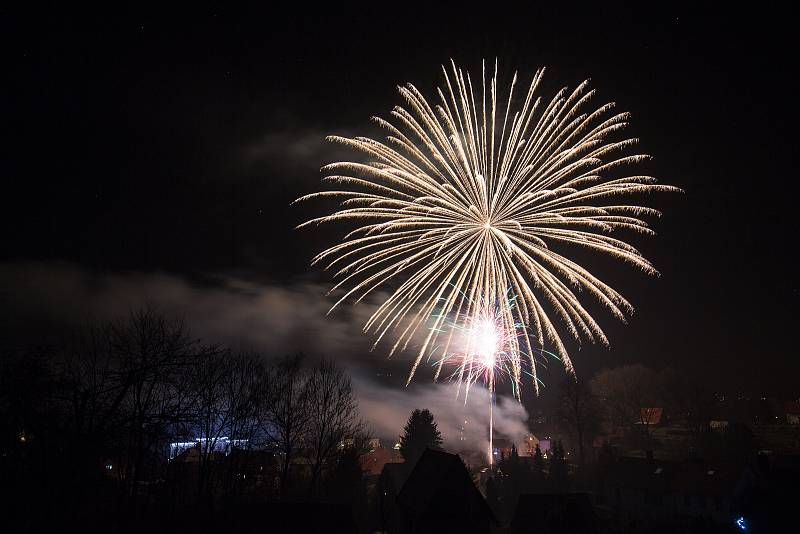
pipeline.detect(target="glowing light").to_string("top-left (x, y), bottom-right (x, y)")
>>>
top-left (735, 517), bottom-right (747, 531)
top-left (297, 60), bottom-right (679, 398)
top-left (431, 294), bottom-right (536, 465)
top-left (473, 320), bottom-right (498, 366)
top-left (168, 437), bottom-right (248, 460)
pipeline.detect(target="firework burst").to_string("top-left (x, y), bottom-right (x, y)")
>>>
top-left (296, 60), bottom-right (679, 396)
top-left (430, 291), bottom-right (536, 399)
top-left (430, 292), bottom-right (559, 463)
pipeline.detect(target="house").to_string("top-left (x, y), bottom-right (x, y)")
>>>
top-left (602, 455), bottom-right (674, 517)
top-left (784, 402), bottom-right (800, 425)
top-left (709, 420), bottom-right (729, 432)
top-left (361, 443), bottom-right (403, 476)
top-left (510, 493), bottom-right (599, 534)
top-left (636, 407), bottom-right (663, 426)
top-left (393, 449), bottom-right (497, 533)
top-left (168, 436), bottom-right (248, 460)
top-left (377, 462), bottom-right (411, 532)
top-left (492, 438), bottom-right (513, 460)
top-left (519, 434), bottom-right (538, 456)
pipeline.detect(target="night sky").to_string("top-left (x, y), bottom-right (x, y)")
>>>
top-left (3, 5), bottom-right (798, 405)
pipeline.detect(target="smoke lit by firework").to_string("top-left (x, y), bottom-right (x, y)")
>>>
top-left (430, 291), bottom-right (557, 400)
top-left (296, 60), bottom-right (679, 397)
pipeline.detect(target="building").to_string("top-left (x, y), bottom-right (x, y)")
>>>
top-left (492, 438), bottom-right (513, 460)
top-left (168, 436), bottom-right (248, 460)
top-left (784, 402), bottom-right (800, 425)
top-left (360, 441), bottom-right (403, 476)
top-left (636, 407), bottom-right (663, 426)
top-left (381, 449), bottom-right (497, 533)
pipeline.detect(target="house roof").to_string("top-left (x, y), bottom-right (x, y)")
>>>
top-left (397, 448), bottom-right (497, 527)
top-left (380, 462), bottom-right (410, 494)
top-left (361, 446), bottom-right (403, 476)
top-left (637, 407), bottom-right (663, 425)
top-left (784, 402), bottom-right (800, 415)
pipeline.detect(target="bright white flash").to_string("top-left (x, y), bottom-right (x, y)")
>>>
top-left (473, 319), bottom-right (498, 368)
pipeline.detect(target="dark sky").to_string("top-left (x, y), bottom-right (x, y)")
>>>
top-left (3, 5), bottom-right (798, 399)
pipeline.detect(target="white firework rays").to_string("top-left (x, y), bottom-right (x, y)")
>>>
top-left (295, 60), bottom-right (680, 396)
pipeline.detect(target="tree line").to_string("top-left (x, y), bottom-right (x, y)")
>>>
top-left (556, 364), bottom-right (757, 467)
top-left (0, 307), bottom-right (366, 529)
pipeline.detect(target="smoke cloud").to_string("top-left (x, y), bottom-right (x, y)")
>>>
top-left (1, 260), bottom-right (530, 451)
top-left (353, 373), bottom-right (529, 454)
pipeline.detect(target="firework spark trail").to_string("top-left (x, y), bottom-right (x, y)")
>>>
top-left (430, 292), bottom-right (533, 399)
top-left (296, 60), bottom-right (679, 398)
top-left (431, 292), bottom-right (562, 463)
top-left (432, 294), bottom-right (528, 464)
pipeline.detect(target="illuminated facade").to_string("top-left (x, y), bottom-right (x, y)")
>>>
top-left (168, 437), bottom-right (248, 460)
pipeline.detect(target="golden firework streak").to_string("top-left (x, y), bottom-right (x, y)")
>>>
top-left (296, 60), bottom-right (680, 399)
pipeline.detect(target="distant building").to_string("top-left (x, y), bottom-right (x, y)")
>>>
top-left (520, 434), bottom-right (538, 456)
top-left (784, 402), bottom-right (800, 425)
top-left (709, 420), bottom-right (729, 432)
top-left (360, 441), bottom-right (403, 476)
top-left (538, 438), bottom-right (552, 455)
top-left (636, 407), bottom-right (663, 426)
top-left (168, 437), bottom-right (248, 460)
top-left (492, 438), bottom-right (513, 460)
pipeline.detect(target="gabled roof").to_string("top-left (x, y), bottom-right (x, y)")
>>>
top-left (361, 446), bottom-right (403, 475)
top-left (379, 462), bottom-right (409, 494)
top-left (397, 448), bottom-right (497, 527)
